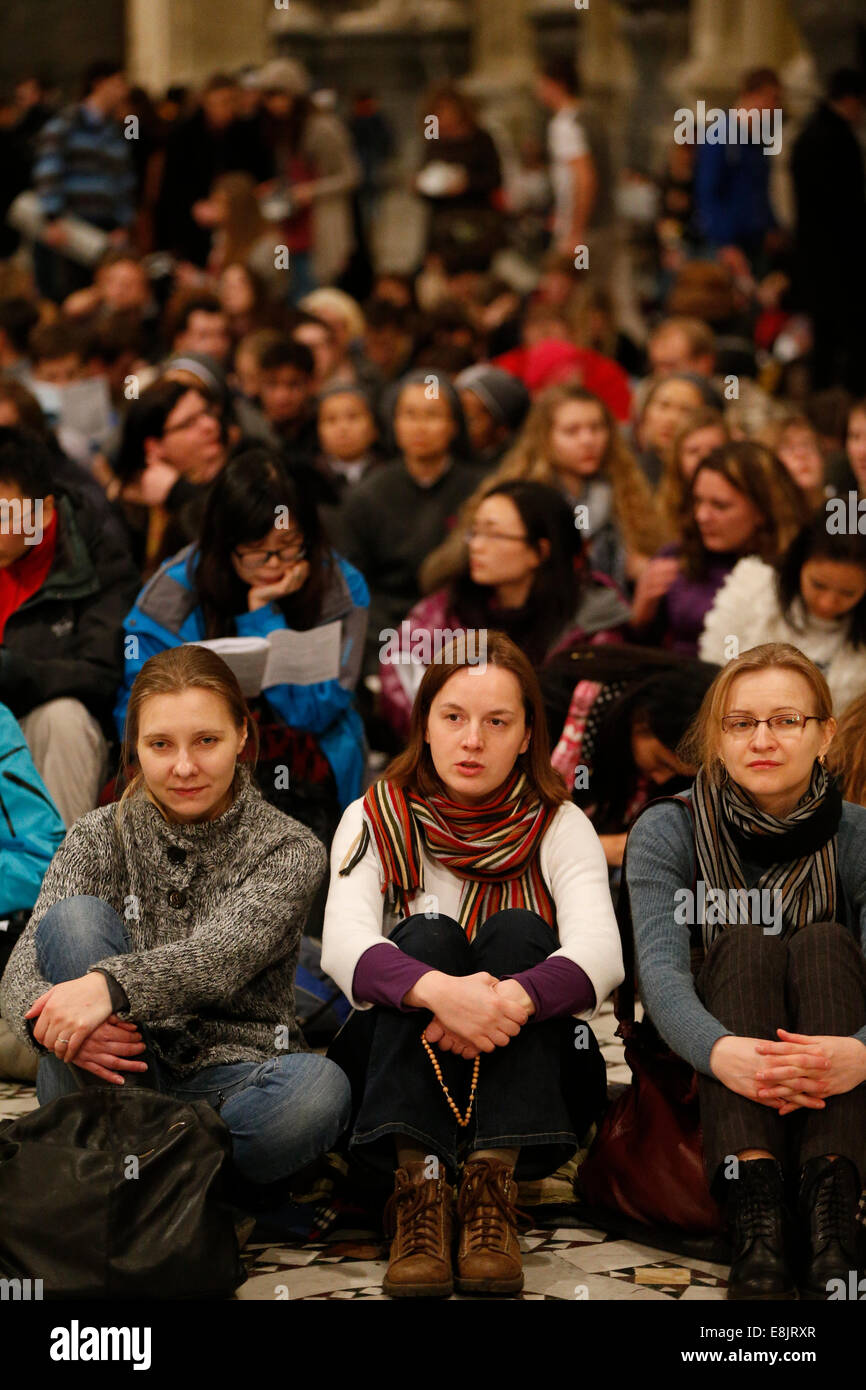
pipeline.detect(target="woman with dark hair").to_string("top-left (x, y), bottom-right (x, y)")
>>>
top-left (700, 515), bottom-right (866, 714)
top-left (340, 368), bottom-right (486, 674)
top-left (0, 645), bottom-right (351, 1230)
top-left (115, 448), bottom-right (369, 844)
top-left (626, 644), bottom-right (866, 1300)
top-left (380, 480), bottom-right (630, 740)
top-left (551, 655), bottom-right (716, 868)
top-left (631, 440), bottom-right (808, 655)
top-left (322, 632), bottom-right (623, 1298)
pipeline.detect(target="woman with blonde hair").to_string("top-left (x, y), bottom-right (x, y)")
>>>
top-left (322, 631), bottom-right (623, 1297)
top-left (0, 644), bottom-right (351, 1228)
top-left (627, 643), bottom-right (866, 1300)
top-left (420, 383), bottom-right (664, 594)
top-left (631, 440), bottom-right (809, 655)
top-left (658, 406), bottom-right (729, 541)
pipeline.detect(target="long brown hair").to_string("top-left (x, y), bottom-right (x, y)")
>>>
top-left (680, 440), bottom-right (808, 580)
top-left (827, 691), bottom-right (866, 805)
top-left (383, 630), bottom-right (568, 807)
top-left (213, 172), bottom-right (270, 266)
top-left (419, 384), bottom-right (663, 593)
top-left (117, 645), bottom-right (259, 815)
top-left (679, 642), bottom-right (834, 788)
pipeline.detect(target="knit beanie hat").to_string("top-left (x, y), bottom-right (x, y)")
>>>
top-left (454, 365), bottom-right (530, 432)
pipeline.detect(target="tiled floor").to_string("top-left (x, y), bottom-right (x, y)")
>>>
top-left (0, 1001), bottom-right (729, 1301)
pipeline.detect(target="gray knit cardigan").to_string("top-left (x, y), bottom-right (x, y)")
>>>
top-left (0, 768), bottom-right (326, 1077)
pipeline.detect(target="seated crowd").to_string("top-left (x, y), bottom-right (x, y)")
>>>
top-left (2, 54), bottom-right (866, 1304)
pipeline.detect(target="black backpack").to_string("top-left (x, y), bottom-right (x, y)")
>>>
top-left (0, 1083), bottom-right (246, 1299)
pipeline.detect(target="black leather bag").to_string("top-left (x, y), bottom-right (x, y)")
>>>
top-left (0, 1084), bottom-right (246, 1299)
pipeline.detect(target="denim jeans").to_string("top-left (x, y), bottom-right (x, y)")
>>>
top-left (33, 896), bottom-right (351, 1206)
top-left (329, 910), bottom-right (607, 1182)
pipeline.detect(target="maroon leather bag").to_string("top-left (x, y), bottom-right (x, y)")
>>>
top-left (578, 796), bottom-right (725, 1234)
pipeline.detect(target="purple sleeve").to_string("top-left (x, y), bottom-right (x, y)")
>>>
top-left (507, 957), bottom-right (596, 1023)
top-left (351, 941), bottom-right (434, 1010)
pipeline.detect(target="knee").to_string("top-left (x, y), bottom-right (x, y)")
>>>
top-left (705, 923), bottom-right (787, 967)
top-left (281, 1054), bottom-right (352, 1144)
top-left (473, 909), bottom-right (550, 971)
top-left (26, 698), bottom-right (100, 742)
top-left (35, 896), bottom-right (125, 962)
top-left (390, 913), bottom-right (469, 972)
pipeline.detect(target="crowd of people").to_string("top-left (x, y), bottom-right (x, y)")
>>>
top-left (1, 49), bottom-right (866, 1302)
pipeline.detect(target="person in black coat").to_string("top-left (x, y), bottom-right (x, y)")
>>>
top-left (791, 68), bottom-right (866, 394)
top-left (155, 75), bottom-right (271, 266)
top-left (0, 428), bottom-right (139, 826)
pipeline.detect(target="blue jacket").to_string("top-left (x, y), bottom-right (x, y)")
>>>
top-left (114, 546), bottom-right (369, 810)
top-left (0, 702), bottom-right (65, 915)
top-left (694, 120), bottom-right (776, 249)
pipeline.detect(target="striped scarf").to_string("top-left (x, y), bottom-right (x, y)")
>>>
top-left (691, 763), bottom-right (841, 952)
top-left (361, 771), bottom-right (557, 939)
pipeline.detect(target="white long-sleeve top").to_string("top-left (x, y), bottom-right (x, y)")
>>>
top-left (698, 555), bottom-right (866, 717)
top-left (321, 795), bottom-right (624, 1020)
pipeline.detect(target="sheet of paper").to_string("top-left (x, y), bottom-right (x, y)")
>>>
top-left (193, 637), bottom-right (269, 697)
top-left (262, 621), bottom-right (342, 687)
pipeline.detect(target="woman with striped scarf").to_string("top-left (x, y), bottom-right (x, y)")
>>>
top-left (321, 631), bottom-right (623, 1297)
top-left (627, 643), bottom-right (866, 1301)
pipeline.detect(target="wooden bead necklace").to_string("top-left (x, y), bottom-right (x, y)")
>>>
top-left (420, 1031), bottom-right (480, 1128)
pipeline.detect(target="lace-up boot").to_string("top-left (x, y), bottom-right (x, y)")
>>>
top-left (382, 1163), bottom-right (453, 1298)
top-left (798, 1156), bottom-right (863, 1300)
top-left (724, 1157), bottom-right (796, 1300)
top-left (455, 1157), bottom-right (524, 1295)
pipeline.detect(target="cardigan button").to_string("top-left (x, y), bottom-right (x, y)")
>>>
top-left (167, 889), bottom-right (187, 909)
top-left (166, 846), bottom-right (186, 865)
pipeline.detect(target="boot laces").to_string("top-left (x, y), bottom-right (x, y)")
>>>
top-left (458, 1161), bottom-right (519, 1253)
top-left (385, 1177), bottom-right (445, 1256)
top-left (812, 1165), bottom-right (857, 1245)
top-left (734, 1166), bottom-right (783, 1241)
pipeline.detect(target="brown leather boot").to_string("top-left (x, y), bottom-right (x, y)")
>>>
top-left (382, 1164), bottom-right (454, 1298)
top-left (456, 1156), bottom-right (524, 1295)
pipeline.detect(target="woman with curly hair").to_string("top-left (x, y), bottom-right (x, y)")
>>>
top-left (420, 384), bottom-right (664, 594)
top-left (631, 440), bottom-right (809, 655)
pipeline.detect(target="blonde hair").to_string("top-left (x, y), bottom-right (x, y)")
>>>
top-left (298, 288), bottom-right (365, 343)
top-left (679, 642), bottom-right (834, 787)
top-left (117, 646), bottom-right (258, 816)
top-left (826, 691), bottom-right (866, 805)
top-left (419, 384), bottom-right (664, 593)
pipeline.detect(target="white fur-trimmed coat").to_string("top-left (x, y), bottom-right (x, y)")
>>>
top-left (698, 556), bottom-right (866, 717)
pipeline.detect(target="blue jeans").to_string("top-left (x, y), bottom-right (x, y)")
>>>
top-left (34, 897), bottom-right (351, 1198)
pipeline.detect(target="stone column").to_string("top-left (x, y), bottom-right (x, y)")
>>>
top-left (471, 0), bottom-right (535, 85)
top-left (126, 0), bottom-right (272, 90)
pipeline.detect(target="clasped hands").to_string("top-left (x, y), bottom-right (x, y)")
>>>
top-left (710, 1028), bottom-right (866, 1115)
top-left (25, 974), bottom-right (149, 1085)
top-left (405, 970), bottom-right (534, 1060)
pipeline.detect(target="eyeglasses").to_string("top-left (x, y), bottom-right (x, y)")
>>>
top-left (163, 405), bottom-right (219, 435)
top-left (463, 527), bottom-right (529, 545)
top-left (233, 544), bottom-right (307, 568)
top-left (720, 712), bottom-right (824, 736)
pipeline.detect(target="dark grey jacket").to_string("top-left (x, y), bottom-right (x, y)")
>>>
top-left (0, 768), bottom-right (326, 1076)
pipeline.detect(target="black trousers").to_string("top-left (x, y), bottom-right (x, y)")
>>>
top-left (695, 921), bottom-right (866, 1192)
top-left (330, 910), bottom-right (606, 1181)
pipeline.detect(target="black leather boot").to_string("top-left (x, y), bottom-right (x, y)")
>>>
top-left (723, 1157), bottom-right (797, 1300)
top-left (798, 1156), bottom-right (863, 1300)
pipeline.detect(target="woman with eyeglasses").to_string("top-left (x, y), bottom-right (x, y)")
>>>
top-left (379, 480), bottom-right (630, 741)
top-left (626, 643), bottom-right (866, 1301)
top-left (115, 447), bottom-right (369, 848)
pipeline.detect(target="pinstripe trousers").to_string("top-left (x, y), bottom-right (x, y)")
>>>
top-left (695, 921), bottom-right (866, 1191)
